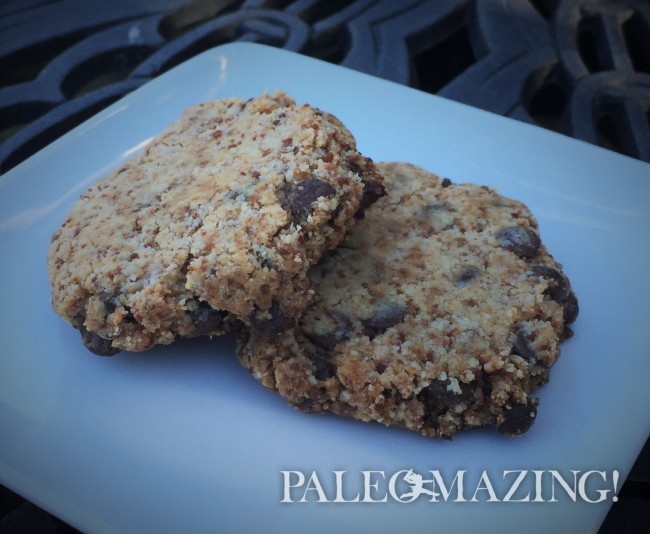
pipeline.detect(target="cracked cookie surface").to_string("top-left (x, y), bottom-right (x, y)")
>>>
top-left (48, 92), bottom-right (384, 354)
top-left (237, 162), bottom-right (578, 438)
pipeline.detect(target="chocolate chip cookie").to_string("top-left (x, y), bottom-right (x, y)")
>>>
top-left (237, 162), bottom-right (578, 438)
top-left (48, 92), bottom-right (384, 354)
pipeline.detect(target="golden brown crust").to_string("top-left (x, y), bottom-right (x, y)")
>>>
top-left (237, 162), bottom-right (578, 438)
top-left (48, 92), bottom-right (384, 353)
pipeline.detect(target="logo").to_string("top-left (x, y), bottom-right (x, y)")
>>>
top-left (281, 468), bottom-right (620, 504)
top-left (402, 469), bottom-right (437, 501)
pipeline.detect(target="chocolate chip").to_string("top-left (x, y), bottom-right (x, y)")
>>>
top-left (419, 383), bottom-right (448, 423)
top-left (419, 380), bottom-right (471, 425)
top-left (304, 315), bottom-right (351, 350)
top-left (362, 325), bottom-right (379, 340)
top-left (529, 265), bottom-right (569, 301)
top-left (441, 178), bottom-right (452, 188)
top-left (512, 328), bottom-right (536, 361)
top-left (497, 399), bottom-right (538, 435)
top-left (529, 266), bottom-right (578, 326)
top-left (455, 266), bottom-right (480, 285)
top-left (250, 301), bottom-right (294, 335)
top-left (77, 323), bottom-right (120, 356)
top-left (188, 301), bottom-right (226, 336)
top-left (422, 380), bottom-right (453, 405)
top-left (362, 304), bottom-right (405, 338)
top-left (305, 331), bottom-right (344, 351)
top-left (288, 179), bottom-right (336, 216)
top-left (354, 180), bottom-right (386, 220)
top-left (306, 332), bottom-right (337, 350)
top-left (364, 304), bottom-right (405, 330)
top-left (99, 292), bottom-right (116, 314)
top-left (563, 291), bottom-right (579, 324)
top-left (343, 154), bottom-right (385, 219)
top-left (479, 378), bottom-right (493, 398)
top-left (120, 306), bottom-right (137, 324)
top-left (496, 226), bottom-right (541, 259)
top-left (293, 398), bottom-right (317, 411)
top-left (311, 356), bottom-right (334, 380)
top-left (560, 326), bottom-right (574, 341)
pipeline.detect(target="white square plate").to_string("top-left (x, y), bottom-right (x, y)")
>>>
top-left (1, 43), bottom-right (649, 533)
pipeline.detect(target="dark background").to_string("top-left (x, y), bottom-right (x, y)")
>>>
top-left (1, 0), bottom-right (648, 532)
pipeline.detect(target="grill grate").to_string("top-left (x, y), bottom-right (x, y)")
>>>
top-left (1, 0), bottom-right (649, 172)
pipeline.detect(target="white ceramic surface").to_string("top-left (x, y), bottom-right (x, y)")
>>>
top-left (1, 43), bottom-right (649, 533)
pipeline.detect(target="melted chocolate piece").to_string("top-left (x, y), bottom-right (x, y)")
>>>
top-left (496, 226), bottom-right (541, 258)
top-left (563, 291), bottom-right (579, 324)
top-left (355, 180), bottom-right (386, 219)
top-left (99, 292), bottom-right (117, 315)
top-left (364, 304), bottom-right (405, 330)
top-left (497, 399), bottom-right (538, 435)
top-left (512, 328), bottom-right (537, 361)
top-left (250, 301), bottom-right (294, 335)
top-left (78, 323), bottom-right (120, 356)
top-left (188, 301), bottom-right (227, 336)
top-left (362, 304), bottom-right (405, 339)
top-left (419, 380), bottom-right (472, 426)
top-left (455, 266), bottom-right (480, 285)
top-left (529, 265), bottom-right (570, 301)
top-left (288, 178), bottom-right (336, 216)
top-left (310, 356), bottom-right (334, 380)
top-left (305, 330), bottom-right (346, 351)
top-left (304, 314), bottom-right (352, 351)
top-left (529, 265), bottom-right (579, 325)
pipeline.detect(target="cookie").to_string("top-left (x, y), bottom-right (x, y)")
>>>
top-left (237, 162), bottom-right (578, 438)
top-left (48, 92), bottom-right (384, 354)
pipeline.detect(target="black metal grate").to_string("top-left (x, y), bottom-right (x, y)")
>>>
top-left (1, 0), bottom-right (650, 174)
